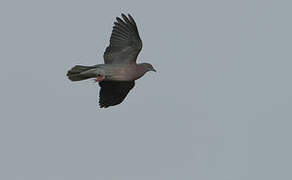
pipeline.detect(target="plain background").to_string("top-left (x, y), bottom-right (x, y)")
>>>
top-left (0, 0), bottom-right (291, 179)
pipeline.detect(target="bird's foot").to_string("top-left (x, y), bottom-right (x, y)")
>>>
top-left (95, 75), bottom-right (105, 82)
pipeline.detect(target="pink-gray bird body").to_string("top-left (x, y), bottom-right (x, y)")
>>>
top-left (67, 14), bottom-right (156, 108)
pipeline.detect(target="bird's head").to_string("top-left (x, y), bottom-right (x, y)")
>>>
top-left (142, 63), bottom-right (156, 72)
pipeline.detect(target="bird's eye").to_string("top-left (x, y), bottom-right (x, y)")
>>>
top-left (97, 74), bottom-right (102, 77)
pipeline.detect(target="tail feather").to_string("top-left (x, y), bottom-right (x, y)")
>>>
top-left (67, 65), bottom-right (96, 81)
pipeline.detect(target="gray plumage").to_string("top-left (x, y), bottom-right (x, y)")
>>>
top-left (67, 13), bottom-right (156, 108)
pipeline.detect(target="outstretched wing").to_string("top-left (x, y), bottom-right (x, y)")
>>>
top-left (98, 81), bottom-right (135, 108)
top-left (103, 14), bottom-right (142, 64)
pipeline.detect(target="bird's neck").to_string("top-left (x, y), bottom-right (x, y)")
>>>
top-left (134, 64), bottom-right (148, 79)
top-left (136, 63), bottom-right (148, 73)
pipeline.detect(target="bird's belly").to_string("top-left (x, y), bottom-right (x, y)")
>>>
top-left (102, 65), bottom-right (144, 81)
top-left (106, 76), bottom-right (133, 81)
top-left (105, 71), bottom-right (135, 81)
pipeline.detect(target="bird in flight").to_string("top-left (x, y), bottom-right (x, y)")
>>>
top-left (67, 13), bottom-right (156, 108)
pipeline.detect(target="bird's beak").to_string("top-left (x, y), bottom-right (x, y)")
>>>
top-left (152, 68), bottom-right (157, 72)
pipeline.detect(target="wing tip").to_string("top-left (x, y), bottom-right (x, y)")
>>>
top-left (115, 13), bottom-right (137, 27)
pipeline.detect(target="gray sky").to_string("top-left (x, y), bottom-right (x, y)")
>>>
top-left (0, 0), bottom-right (291, 179)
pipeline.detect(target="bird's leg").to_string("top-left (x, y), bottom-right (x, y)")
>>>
top-left (95, 74), bottom-right (105, 82)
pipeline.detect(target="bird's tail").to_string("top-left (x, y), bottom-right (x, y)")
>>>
top-left (66, 65), bottom-right (97, 81)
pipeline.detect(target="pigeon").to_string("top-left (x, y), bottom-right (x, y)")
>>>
top-left (67, 13), bottom-right (156, 108)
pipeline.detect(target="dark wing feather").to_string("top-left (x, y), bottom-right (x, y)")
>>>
top-left (98, 81), bottom-right (135, 108)
top-left (103, 14), bottom-right (142, 64)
